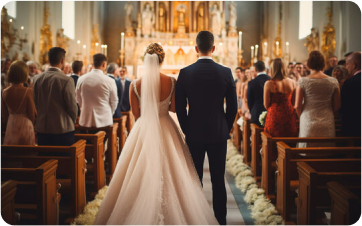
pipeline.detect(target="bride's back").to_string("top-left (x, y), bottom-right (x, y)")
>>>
top-left (133, 73), bottom-right (173, 102)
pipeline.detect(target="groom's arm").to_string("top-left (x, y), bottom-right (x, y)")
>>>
top-left (225, 69), bottom-right (238, 132)
top-left (175, 69), bottom-right (188, 135)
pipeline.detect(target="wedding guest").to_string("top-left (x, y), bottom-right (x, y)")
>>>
top-left (287, 62), bottom-right (294, 75)
top-left (235, 67), bottom-right (244, 109)
top-left (41, 63), bottom-right (50, 72)
top-left (324, 55), bottom-right (338, 76)
top-left (341, 52), bottom-right (361, 137)
top-left (332, 65), bottom-right (348, 89)
top-left (76, 54), bottom-right (118, 128)
top-left (63, 62), bottom-right (71, 75)
top-left (294, 62), bottom-right (304, 80)
top-left (242, 69), bottom-right (251, 118)
top-left (26, 61), bottom-right (38, 82)
top-left (119, 66), bottom-right (131, 112)
top-left (70, 61), bottom-right (83, 87)
top-left (263, 58), bottom-right (297, 152)
top-left (295, 51), bottom-right (340, 147)
top-left (338, 59), bottom-right (346, 66)
top-left (33, 47), bottom-right (78, 146)
top-left (303, 60), bottom-right (311, 76)
top-left (2, 61), bottom-right (36, 145)
top-left (1, 59), bottom-right (11, 75)
top-left (106, 63), bottom-right (123, 118)
top-left (247, 61), bottom-right (270, 127)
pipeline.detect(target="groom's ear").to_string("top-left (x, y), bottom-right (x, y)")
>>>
top-left (195, 46), bottom-right (199, 53)
top-left (211, 46), bottom-right (215, 53)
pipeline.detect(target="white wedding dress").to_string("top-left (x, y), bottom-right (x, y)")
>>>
top-left (93, 54), bottom-right (218, 225)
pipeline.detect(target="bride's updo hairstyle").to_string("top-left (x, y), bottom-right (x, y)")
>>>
top-left (307, 50), bottom-right (325, 71)
top-left (144, 43), bottom-right (165, 64)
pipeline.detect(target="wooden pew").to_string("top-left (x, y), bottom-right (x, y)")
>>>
top-left (1, 180), bottom-right (18, 225)
top-left (2, 159), bottom-right (60, 225)
top-left (1, 140), bottom-right (87, 220)
top-left (75, 131), bottom-right (106, 193)
top-left (250, 123), bottom-right (263, 183)
top-left (276, 141), bottom-right (361, 221)
top-left (113, 115), bottom-right (128, 154)
top-left (75, 123), bottom-right (118, 181)
top-left (232, 114), bottom-right (242, 151)
top-left (261, 133), bottom-right (360, 201)
top-left (121, 111), bottom-right (135, 133)
top-left (297, 161), bottom-right (361, 225)
top-left (242, 117), bottom-right (251, 165)
top-left (327, 181), bottom-right (361, 225)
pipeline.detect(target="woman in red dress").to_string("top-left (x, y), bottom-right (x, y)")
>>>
top-left (263, 58), bottom-right (298, 157)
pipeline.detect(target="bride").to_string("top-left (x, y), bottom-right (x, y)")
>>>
top-left (93, 43), bottom-right (219, 225)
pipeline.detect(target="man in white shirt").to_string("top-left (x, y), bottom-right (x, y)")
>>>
top-left (76, 54), bottom-right (118, 128)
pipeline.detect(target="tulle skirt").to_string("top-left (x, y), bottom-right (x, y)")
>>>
top-left (93, 114), bottom-right (218, 225)
top-left (4, 114), bottom-right (35, 145)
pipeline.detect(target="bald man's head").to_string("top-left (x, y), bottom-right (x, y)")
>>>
top-left (346, 52), bottom-right (361, 76)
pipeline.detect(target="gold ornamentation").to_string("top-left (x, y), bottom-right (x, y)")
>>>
top-left (158, 2), bottom-right (167, 32)
top-left (304, 28), bottom-right (319, 53)
top-left (90, 24), bottom-right (100, 57)
top-left (321, 6), bottom-right (336, 62)
top-left (39, 3), bottom-right (53, 65)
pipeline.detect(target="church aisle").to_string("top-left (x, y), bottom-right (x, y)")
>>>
top-left (203, 156), bottom-right (247, 225)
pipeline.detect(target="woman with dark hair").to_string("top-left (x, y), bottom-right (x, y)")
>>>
top-left (2, 61), bottom-right (36, 145)
top-left (263, 58), bottom-right (297, 157)
top-left (332, 65), bottom-right (348, 89)
top-left (295, 51), bottom-right (340, 147)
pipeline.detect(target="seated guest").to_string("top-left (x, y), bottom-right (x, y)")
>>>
top-left (295, 51), bottom-right (340, 147)
top-left (247, 61), bottom-right (270, 127)
top-left (119, 66), bottom-right (131, 112)
top-left (332, 65), bottom-right (348, 89)
top-left (341, 52), bottom-right (361, 137)
top-left (264, 58), bottom-right (297, 143)
top-left (324, 55), bottom-right (338, 76)
top-left (2, 61), bottom-right (36, 145)
top-left (70, 61), bottom-right (83, 87)
top-left (106, 63), bottom-right (123, 118)
top-left (76, 54), bottom-right (118, 128)
top-left (33, 47), bottom-right (78, 146)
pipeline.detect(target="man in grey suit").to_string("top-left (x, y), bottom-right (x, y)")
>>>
top-left (33, 47), bottom-right (78, 146)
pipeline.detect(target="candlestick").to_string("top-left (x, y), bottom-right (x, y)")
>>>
top-left (263, 42), bottom-right (267, 55)
top-left (105, 45), bottom-right (107, 57)
top-left (77, 40), bottom-right (81, 54)
top-left (120, 32), bottom-right (125, 50)
top-left (238, 31), bottom-right (242, 50)
top-left (95, 42), bottom-right (99, 53)
top-left (82, 45), bottom-right (86, 57)
top-left (251, 46), bottom-right (254, 59)
top-left (20, 26), bottom-right (24, 39)
top-left (255, 45), bottom-right (259, 59)
top-left (276, 41), bottom-right (279, 55)
top-left (9, 19), bottom-right (12, 30)
top-left (286, 42), bottom-right (289, 54)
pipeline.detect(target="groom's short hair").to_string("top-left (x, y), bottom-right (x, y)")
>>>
top-left (196, 31), bottom-right (214, 54)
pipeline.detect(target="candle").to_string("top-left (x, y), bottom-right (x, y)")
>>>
top-left (276, 41), bottom-right (279, 55)
top-left (105, 45), bottom-right (107, 57)
top-left (263, 42), bottom-right (267, 55)
top-left (77, 40), bottom-right (81, 53)
top-left (238, 31), bottom-right (242, 50)
top-left (9, 19), bottom-right (12, 30)
top-left (251, 46), bottom-right (254, 59)
top-left (120, 32), bottom-right (125, 50)
top-left (101, 45), bottom-right (104, 54)
top-left (95, 42), bottom-right (99, 53)
top-left (255, 45), bottom-right (259, 59)
top-left (20, 26), bottom-right (24, 39)
top-left (82, 45), bottom-right (86, 57)
top-left (286, 42), bottom-right (289, 54)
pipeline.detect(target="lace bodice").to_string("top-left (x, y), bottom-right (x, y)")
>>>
top-left (133, 77), bottom-right (175, 116)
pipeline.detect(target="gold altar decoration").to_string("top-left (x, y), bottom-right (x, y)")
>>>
top-left (39, 3), bottom-right (53, 65)
top-left (90, 24), bottom-right (100, 57)
top-left (158, 2), bottom-right (167, 32)
top-left (1, 7), bottom-right (28, 59)
top-left (304, 28), bottom-right (319, 54)
top-left (196, 2), bottom-right (205, 32)
top-left (273, 22), bottom-right (282, 58)
top-left (173, 1), bottom-right (189, 34)
top-left (56, 28), bottom-right (69, 51)
top-left (321, 6), bottom-right (336, 64)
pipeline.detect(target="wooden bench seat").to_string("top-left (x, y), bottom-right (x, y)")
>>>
top-left (75, 123), bottom-right (118, 182)
top-left (242, 117), bottom-right (251, 165)
top-left (75, 131), bottom-right (106, 193)
top-left (1, 180), bottom-right (18, 225)
top-left (327, 181), bottom-right (361, 225)
top-left (121, 111), bottom-right (135, 133)
top-left (297, 161), bottom-right (361, 225)
top-left (2, 159), bottom-right (60, 225)
top-left (1, 140), bottom-right (87, 219)
top-left (113, 115), bottom-right (128, 155)
top-left (232, 114), bottom-right (242, 151)
top-left (250, 123), bottom-right (264, 183)
top-left (276, 141), bottom-right (361, 221)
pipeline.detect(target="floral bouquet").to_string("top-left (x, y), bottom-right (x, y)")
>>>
top-left (259, 111), bottom-right (267, 126)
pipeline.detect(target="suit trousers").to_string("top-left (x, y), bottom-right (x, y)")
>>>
top-left (187, 140), bottom-right (227, 225)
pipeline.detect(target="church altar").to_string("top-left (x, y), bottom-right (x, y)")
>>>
top-left (122, 1), bottom-right (240, 78)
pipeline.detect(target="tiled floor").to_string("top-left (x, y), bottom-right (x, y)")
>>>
top-left (202, 156), bottom-right (246, 225)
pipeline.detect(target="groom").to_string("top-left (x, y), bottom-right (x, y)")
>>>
top-left (176, 31), bottom-right (237, 224)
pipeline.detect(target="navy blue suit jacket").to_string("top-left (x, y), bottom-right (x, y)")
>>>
top-left (175, 59), bottom-right (238, 143)
top-left (247, 74), bottom-right (270, 127)
top-left (108, 75), bottom-right (123, 118)
top-left (70, 74), bottom-right (79, 87)
top-left (120, 79), bottom-right (131, 112)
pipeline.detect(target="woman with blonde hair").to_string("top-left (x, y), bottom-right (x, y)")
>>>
top-left (263, 58), bottom-right (298, 157)
top-left (2, 61), bottom-right (36, 145)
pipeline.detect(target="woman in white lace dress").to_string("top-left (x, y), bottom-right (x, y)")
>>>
top-left (295, 51), bottom-right (341, 147)
top-left (93, 43), bottom-right (218, 225)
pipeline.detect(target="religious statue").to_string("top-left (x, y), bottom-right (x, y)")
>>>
top-left (228, 1), bottom-right (237, 30)
top-left (39, 4), bottom-right (53, 64)
top-left (158, 3), bottom-right (166, 32)
top-left (142, 3), bottom-right (154, 38)
top-left (56, 28), bottom-right (69, 51)
top-left (304, 28), bottom-right (319, 54)
top-left (1, 7), bottom-right (14, 58)
top-left (210, 4), bottom-right (221, 37)
top-left (321, 7), bottom-right (336, 62)
top-left (125, 2), bottom-right (133, 28)
top-left (197, 3), bottom-right (204, 32)
top-left (176, 3), bottom-right (187, 27)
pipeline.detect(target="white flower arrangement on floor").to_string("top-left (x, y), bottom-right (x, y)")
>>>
top-left (225, 140), bottom-right (284, 225)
